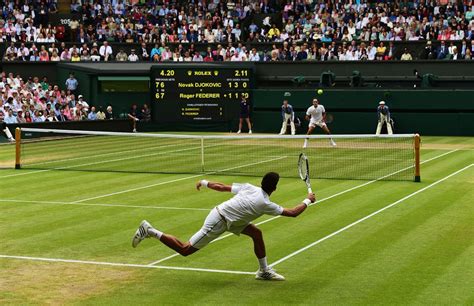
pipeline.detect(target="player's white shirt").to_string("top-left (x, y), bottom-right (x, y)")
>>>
top-left (217, 183), bottom-right (283, 229)
top-left (306, 104), bottom-right (325, 123)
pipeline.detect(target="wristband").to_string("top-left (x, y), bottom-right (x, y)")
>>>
top-left (200, 180), bottom-right (209, 188)
top-left (303, 199), bottom-right (311, 207)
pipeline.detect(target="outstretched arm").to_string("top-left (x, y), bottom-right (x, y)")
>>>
top-left (281, 193), bottom-right (316, 218)
top-left (196, 180), bottom-right (232, 192)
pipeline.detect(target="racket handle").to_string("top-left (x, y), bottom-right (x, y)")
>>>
top-left (308, 187), bottom-right (313, 194)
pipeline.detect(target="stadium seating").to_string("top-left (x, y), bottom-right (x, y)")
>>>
top-left (1, 1), bottom-right (474, 62)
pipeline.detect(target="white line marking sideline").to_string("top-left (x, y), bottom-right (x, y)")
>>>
top-left (147, 149), bottom-right (459, 266)
top-left (73, 156), bottom-right (288, 203)
top-left (0, 255), bottom-right (254, 275)
top-left (0, 199), bottom-right (209, 211)
top-left (269, 163), bottom-right (474, 268)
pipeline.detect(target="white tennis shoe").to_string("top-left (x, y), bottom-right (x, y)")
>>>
top-left (256, 267), bottom-right (285, 281)
top-left (330, 139), bottom-right (337, 147)
top-left (132, 220), bottom-right (152, 248)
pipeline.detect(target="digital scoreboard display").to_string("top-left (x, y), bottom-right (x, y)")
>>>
top-left (150, 65), bottom-right (254, 122)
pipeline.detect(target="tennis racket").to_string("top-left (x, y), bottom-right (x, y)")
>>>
top-left (298, 153), bottom-right (313, 193)
top-left (325, 113), bottom-right (334, 124)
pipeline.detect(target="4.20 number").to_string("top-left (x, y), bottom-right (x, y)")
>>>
top-left (160, 70), bottom-right (175, 76)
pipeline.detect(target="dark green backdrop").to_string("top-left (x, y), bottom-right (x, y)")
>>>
top-left (252, 89), bottom-right (474, 135)
top-left (52, 63), bottom-right (474, 135)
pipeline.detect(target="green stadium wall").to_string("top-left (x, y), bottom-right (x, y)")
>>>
top-left (27, 63), bottom-right (474, 136)
top-left (252, 89), bottom-right (474, 136)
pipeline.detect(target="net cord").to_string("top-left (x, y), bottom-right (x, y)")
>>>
top-left (21, 128), bottom-right (415, 140)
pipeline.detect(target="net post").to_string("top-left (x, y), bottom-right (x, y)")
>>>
top-left (200, 136), bottom-right (204, 172)
top-left (414, 133), bottom-right (421, 182)
top-left (15, 127), bottom-right (21, 169)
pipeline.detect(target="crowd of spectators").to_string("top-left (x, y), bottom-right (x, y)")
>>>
top-left (0, 70), bottom-right (152, 124)
top-left (3, 38), bottom-right (474, 62)
top-left (2, 1), bottom-right (474, 62)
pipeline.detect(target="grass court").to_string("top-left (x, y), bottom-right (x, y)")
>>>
top-left (0, 135), bottom-right (473, 304)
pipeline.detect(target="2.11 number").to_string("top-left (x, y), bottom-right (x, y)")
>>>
top-left (234, 70), bottom-right (248, 77)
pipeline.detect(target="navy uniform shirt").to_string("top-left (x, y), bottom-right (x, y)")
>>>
top-left (377, 105), bottom-right (390, 120)
top-left (281, 104), bottom-right (294, 120)
top-left (240, 99), bottom-right (250, 116)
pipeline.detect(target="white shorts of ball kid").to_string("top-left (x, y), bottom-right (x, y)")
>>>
top-left (189, 208), bottom-right (248, 249)
top-left (309, 120), bottom-right (327, 128)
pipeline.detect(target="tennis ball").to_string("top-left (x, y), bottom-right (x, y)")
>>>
top-left (317, 89), bottom-right (323, 95)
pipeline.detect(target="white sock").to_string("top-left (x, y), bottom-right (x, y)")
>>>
top-left (258, 257), bottom-right (268, 270)
top-left (148, 227), bottom-right (163, 239)
top-left (3, 128), bottom-right (14, 140)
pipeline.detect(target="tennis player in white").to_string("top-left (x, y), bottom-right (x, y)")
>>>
top-left (304, 98), bottom-right (336, 148)
top-left (132, 172), bottom-right (316, 281)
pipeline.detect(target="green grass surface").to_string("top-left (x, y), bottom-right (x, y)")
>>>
top-left (0, 136), bottom-right (473, 305)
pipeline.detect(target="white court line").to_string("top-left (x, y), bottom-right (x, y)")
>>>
top-left (269, 163), bottom-right (474, 268)
top-left (73, 156), bottom-right (288, 203)
top-left (0, 143), bottom-right (218, 179)
top-left (0, 199), bottom-right (209, 212)
top-left (147, 149), bottom-right (459, 266)
top-left (0, 255), bottom-right (254, 275)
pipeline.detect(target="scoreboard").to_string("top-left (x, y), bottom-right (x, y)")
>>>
top-left (150, 65), bottom-right (254, 122)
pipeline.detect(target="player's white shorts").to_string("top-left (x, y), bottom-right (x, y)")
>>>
top-left (309, 120), bottom-right (327, 128)
top-left (189, 208), bottom-right (248, 249)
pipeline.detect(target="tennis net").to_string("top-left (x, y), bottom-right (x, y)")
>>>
top-left (16, 128), bottom-right (421, 181)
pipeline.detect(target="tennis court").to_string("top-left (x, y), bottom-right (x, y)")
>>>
top-left (0, 134), bottom-right (473, 304)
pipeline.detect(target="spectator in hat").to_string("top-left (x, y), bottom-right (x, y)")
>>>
top-left (77, 95), bottom-right (88, 107)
